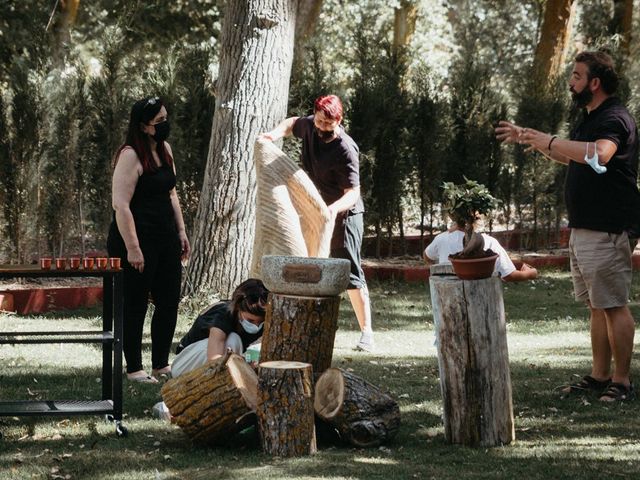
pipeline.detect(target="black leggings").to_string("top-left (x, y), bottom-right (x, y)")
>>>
top-left (108, 231), bottom-right (181, 373)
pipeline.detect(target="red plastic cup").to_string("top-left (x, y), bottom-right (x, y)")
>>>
top-left (40, 257), bottom-right (52, 270)
top-left (69, 257), bottom-right (81, 270)
top-left (96, 257), bottom-right (108, 270)
top-left (83, 257), bottom-right (94, 270)
top-left (55, 258), bottom-right (67, 270)
top-left (109, 257), bottom-right (121, 270)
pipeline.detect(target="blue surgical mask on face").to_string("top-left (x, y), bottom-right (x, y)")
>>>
top-left (240, 317), bottom-right (263, 334)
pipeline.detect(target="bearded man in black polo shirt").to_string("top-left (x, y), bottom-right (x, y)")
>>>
top-left (496, 51), bottom-right (639, 402)
top-left (261, 95), bottom-right (374, 352)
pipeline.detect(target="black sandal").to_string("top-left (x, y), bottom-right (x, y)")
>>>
top-left (599, 382), bottom-right (635, 402)
top-left (561, 375), bottom-right (611, 394)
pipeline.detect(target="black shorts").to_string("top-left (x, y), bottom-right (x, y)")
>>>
top-left (331, 212), bottom-right (367, 290)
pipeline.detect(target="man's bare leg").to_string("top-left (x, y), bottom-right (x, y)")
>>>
top-left (348, 285), bottom-right (374, 350)
top-left (561, 304), bottom-right (610, 394)
top-left (603, 305), bottom-right (635, 385)
top-left (589, 306), bottom-right (612, 381)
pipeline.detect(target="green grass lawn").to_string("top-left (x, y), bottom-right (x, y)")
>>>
top-left (1, 270), bottom-right (640, 479)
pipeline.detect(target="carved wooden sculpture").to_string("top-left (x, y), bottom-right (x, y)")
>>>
top-left (251, 139), bottom-right (335, 277)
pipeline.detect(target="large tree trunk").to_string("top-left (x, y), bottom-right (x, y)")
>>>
top-left (185, 0), bottom-right (301, 298)
top-left (295, 0), bottom-right (323, 40)
top-left (393, 0), bottom-right (418, 52)
top-left (532, 0), bottom-right (576, 84)
top-left (610, 0), bottom-right (633, 64)
top-left (48, 0), bottom-right (80, 68)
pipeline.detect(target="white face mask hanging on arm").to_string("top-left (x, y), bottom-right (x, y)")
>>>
top-left (585, 141), bottom-right (607, 174)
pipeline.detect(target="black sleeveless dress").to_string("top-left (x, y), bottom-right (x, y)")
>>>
top-left (107, 163), bottom-right (178, 257)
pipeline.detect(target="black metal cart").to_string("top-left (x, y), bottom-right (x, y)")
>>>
top-left (0, 265), bottom-right (126, 437)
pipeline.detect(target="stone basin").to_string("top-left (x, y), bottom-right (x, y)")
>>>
top-left (260, 255), bottom-right (350, 296)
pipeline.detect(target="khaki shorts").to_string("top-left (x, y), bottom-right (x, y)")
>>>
top-left (569, 229), bottom-right (632, 309)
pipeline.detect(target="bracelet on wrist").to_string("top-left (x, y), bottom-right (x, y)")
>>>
top-left (548, 135), bottom-right (558, 151)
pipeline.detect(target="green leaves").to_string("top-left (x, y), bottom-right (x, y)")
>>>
top-left (442, 178), bottom-right (500, 226)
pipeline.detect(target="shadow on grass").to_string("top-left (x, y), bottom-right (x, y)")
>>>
top-left (3, 274), bottom-right (640, 479)
top-left (1, 354), bottom-right (640, 479)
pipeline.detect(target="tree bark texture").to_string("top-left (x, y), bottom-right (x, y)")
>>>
top-left (161, 352), bottom-right (258, 444)
top-left (314, 368), bottom-right (400, 447)
top-left (295, 0), bottom-right (323, 40)
top-left (257, 360), bottom-right (317, 456)
top-left (260, 293), bottom-right (340, 378)
top-left (610, 0), bottom-right (633, 61)
top-left (533, 0), bottom-right (576, 83)
top-left (429, 275), bottom-right (515, 447)
top-left (186, 0), bottom-right (300, 298)
top-left (49, 0), bottom-right (80, 68)
top-left (393, 0), bottom-right (418, 52)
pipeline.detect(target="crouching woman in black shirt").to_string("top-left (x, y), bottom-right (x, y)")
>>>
top-left (152, 279), bottom-right (268, 421)
top-left (171, 278), bottom-right (269, 378)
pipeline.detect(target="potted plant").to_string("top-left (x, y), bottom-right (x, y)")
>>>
top-left (442, 179), bottom-right (501, 280)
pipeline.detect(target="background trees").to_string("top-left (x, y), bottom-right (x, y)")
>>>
top-left (1, 0), bottom-right (639, 289)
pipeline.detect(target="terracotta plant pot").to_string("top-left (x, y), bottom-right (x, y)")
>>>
top-left (449, 254), bottom-right (498, 280)
top-left (109, 257), bottom-right (121, 270)
top-left (83, 257), bottom-right (95, 270)
top-left (96, 257), bottom-right (108, 270)
top-left (55, 258), bottom-right (67, 270)
top-left (69, 257), bottom-right (81, 270)
top-left (40, 258), bottom-right (52, 270)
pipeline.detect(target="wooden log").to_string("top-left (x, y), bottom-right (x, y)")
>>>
top-left (429, 263), bottom-right (454, 276)
top-left (429, 275), bottom-right (515, 447)
top-left (257, 361), bottom-right (316, 456)
top-left (161, 351), bottom-right (258, 444)
top-left (261, 293), bottom-right (340, 378)
top-left (314, 368), bottom-right (400, 447)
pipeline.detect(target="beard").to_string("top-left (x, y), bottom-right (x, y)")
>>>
top-left (315, 127), bottom-right (335, 142)
top-left (571, 85), bottom-right (593, 108)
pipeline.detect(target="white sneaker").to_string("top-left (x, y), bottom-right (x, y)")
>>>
top-left (152, 401), bottom-right (171, 422)
top-left (356, 331), bottom-right (375, 352)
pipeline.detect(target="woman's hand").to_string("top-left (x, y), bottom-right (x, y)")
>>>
top-left (179, 231), bottom-right (190, 261)
top-left (127, 246), bottom-right (145, 273)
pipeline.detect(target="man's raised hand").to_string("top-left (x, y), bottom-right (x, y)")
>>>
top-left (495, 121), bottom-right (524, 144)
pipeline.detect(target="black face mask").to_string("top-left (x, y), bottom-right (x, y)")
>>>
top-left (152, 120), bottom-right (171, 142)
top-left (315, 127), bottom-right (335, 142)
top-left (571, 85), bottom-right (593, 108)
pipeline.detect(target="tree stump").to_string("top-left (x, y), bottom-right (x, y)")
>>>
top-left (314, 368), bottom-right (400, 447)
top-left (161, 352), bottom-right (258, 444)
top-left (260, 293), bottom-right (340, 378)
top-left (429, 272), bottom-right (515, 447)
top-left (257, 361), bottom-right (316, 456)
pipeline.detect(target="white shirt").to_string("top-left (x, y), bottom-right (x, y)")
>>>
top-left (425, 230), bottom-right (516, 278)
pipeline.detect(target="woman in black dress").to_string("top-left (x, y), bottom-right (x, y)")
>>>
top-left (107, 97), bottom-right (190, 383)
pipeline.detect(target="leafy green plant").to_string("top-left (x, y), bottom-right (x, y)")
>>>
top-left (442, 178), bottom-right (500, 258)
